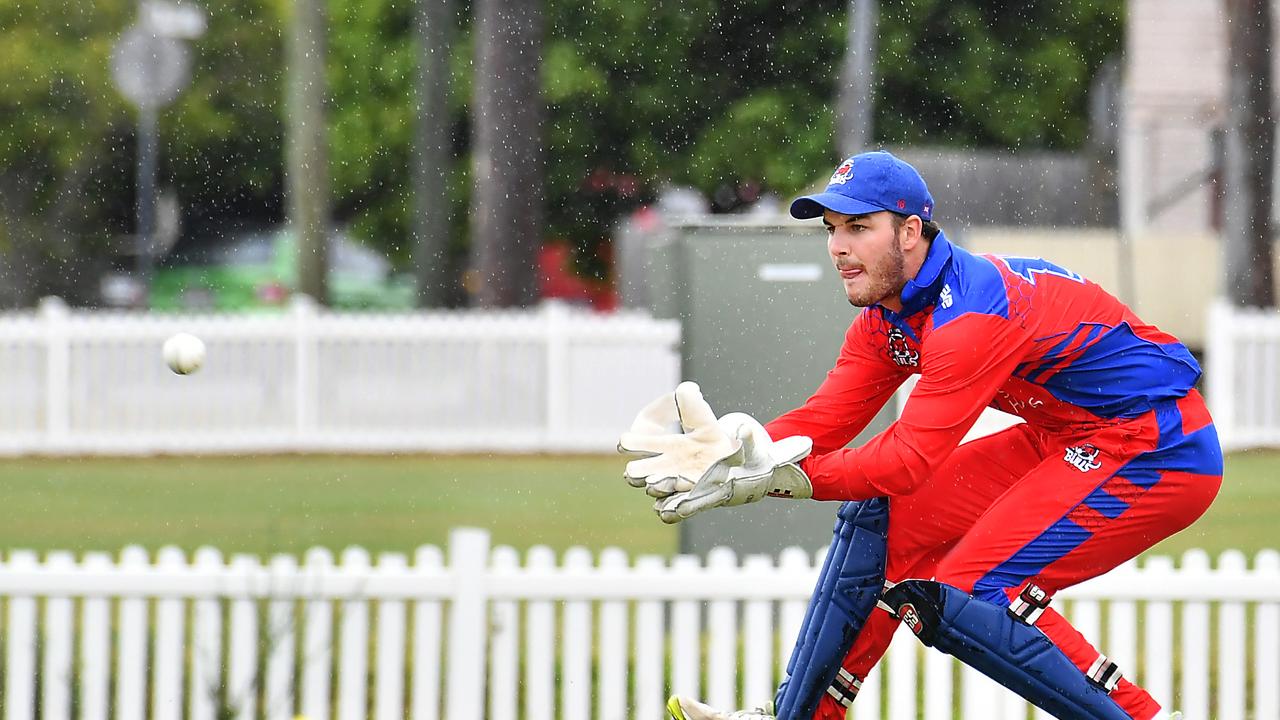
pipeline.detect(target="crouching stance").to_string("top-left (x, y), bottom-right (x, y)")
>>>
top-left (623, 152), bottom-right (1222, 720)
top-left (644, 382), bottom-right (1216, 720)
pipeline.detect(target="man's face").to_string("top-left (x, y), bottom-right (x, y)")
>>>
top-left (823, 209), bottom-right (907, 308)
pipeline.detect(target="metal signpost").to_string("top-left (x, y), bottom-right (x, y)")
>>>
top-left (109, 0), bottom-right (205, 306)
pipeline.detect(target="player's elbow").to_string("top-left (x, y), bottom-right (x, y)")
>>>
top-left (870, 469), bottom-right (929, 496)
top-left (868, 443), bottom-right (937, 496)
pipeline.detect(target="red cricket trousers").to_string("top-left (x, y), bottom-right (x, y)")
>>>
top-left (811, 390), bottom-right (1223, 720)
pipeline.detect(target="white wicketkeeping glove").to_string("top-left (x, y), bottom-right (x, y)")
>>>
top-left (617, 382), bottom-right (738, 498)
top-left (655, 412), bottom-right (813, 524)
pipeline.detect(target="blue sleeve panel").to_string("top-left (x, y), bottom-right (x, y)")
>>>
top-left (881, 579), bottom-right (1130, 720)
top-left (1023, 322), bottom-right (1202, 419)
top-left (773, 498), bottom-right (888, 720)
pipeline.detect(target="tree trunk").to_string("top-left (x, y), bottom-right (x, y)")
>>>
top-left (288, 0), bottom-right (330, 305)
top-left (1223, 0), bottom-right (1275, 308)
top-left (468, 0), bottom-right (544, 308)
top-left (412, 0), bottom-right (455, 308)
top-left (836, 0), bottom-right (877, 158)
top-left (0, 209), bottom-right (36, 309)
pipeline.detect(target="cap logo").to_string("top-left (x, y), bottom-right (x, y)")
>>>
top-left (829, 159), bottom-right (855, 186)
top-left (896, 199), bottom-right (906, 209)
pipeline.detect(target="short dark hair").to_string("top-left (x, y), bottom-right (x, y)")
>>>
top-left (889, 212), bottom-right (941, 241)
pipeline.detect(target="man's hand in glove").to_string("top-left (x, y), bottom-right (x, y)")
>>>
top-left (617, 382), bottom-right (737, 498)
top-left (655, 412), bottom-right (813, 524)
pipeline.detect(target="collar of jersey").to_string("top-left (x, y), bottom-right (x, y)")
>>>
top-left (879, 230), bottom-right (953, 319)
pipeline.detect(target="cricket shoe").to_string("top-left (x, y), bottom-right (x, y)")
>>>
top-left (667, 695), bottom-right (774, 720)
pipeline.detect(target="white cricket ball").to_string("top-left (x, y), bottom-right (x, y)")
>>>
top-left (163, 332), bottom-right (206, 375)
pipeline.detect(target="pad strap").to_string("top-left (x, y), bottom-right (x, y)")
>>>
top-left (1007, 583), bottom-right (1051, 625)
top-left (882, 579), bottom-right (1131, 720)
top-left (1087, 654), bottom-right (1122, 693)
top-left (824, 668), bottom-right (862, 708)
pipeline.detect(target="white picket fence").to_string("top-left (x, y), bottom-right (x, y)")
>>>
top-left (0, 298), bottom-right (680, 455)
top-left (1207, 299), bottom-right (1280, 450)
top-left (1, 529), bottom-right (1278, 720)
top-left (3, 295), bottom-right (1279, 454)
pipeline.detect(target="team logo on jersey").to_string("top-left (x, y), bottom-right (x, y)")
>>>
top-left (939, 284), bottom-right (953, 309)
top-left (886, 327), bottom-right (919, 367)
top-left (829, 159), bottom-right (855, 185)
top-left (1063, 443), bottom-right (1102, 473)
top-left (997, 389), bottom-right (1045, 414)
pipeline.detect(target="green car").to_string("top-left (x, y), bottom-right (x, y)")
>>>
top-left (150, 227), bottom-right (416, 311)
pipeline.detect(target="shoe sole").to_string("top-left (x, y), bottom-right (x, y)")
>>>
top-left (666, 695), bottom-right (687, 720)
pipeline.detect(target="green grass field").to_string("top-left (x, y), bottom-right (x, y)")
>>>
top-left (0, 451), bottom-right (1275, 560)
top-left (0, 454), bottom-right (671, 558)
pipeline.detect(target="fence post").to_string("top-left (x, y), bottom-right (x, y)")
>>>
top-left (561, 547), bottom-right (593, 719)
top-left (42, 551), bottom-right (75, 720)
top-left (524, 546), bottom-right (556, 720)
top-left (1180, 550), bottom-right (1211, 719)
top-left (293, 295), bottom-right (318, 441)
top-left (116, 547), bottom-right (150, 720)
top-left (1256, 549), bottom-right (1280, 720)
top-left (1206, 298), bottom-right (1235, 449)
top-left (705, 547), bottom-right (739, 710)
top-left (1217, 550), bottom-right (1248, 719)
top-left (374, 553), bottom-right (408, 720)
top-left (445, 528), bottom-right (491, 720)
top-left (544, 301), bottom-right (570, 448)
top-left (5, 551), bottom-right (38, 720)
top-left (597, 548), bottom-right (630, 720)
top-left (190, 548), bottom-right (224, 720)
top-left (487, 547), bottom-right (521, 720)
top-left (40, 297), bottom-right (70, 450)
top-left (265, 554), bottom-right (299, 720)
top-left (1141, 556), bottom-right (1176, 706)
top-left (80, 553), bottom-right (112, 720)
top-left (301, 548), bottom-right (334, 720)
top-left (227, 555), bottom-right (260, 720)
top-left (411, 546), bottom-right (445, 720)
top-left (337, 548), bottom-right (370, 720)
top-left (153, 548), bottom-right (187, 720)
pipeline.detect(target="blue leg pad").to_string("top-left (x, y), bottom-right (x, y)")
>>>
top-left (773, 498), bottom-right (888, 720)
top-left (882, 579), bottom-right (1130, 720)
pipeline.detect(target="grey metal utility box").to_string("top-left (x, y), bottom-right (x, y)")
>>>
top-left (629, 216), bottom-right (895, 557)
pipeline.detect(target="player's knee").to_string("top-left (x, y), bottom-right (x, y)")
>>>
top-left (931, 574), bottom-right (1017, 610)
top-left (971, 584), bottom-right (1013, 606)
top-left (929, 561), bottom-right (976, 596)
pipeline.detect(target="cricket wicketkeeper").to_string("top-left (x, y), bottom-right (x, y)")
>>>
top-left (619, 151), bottom-right (1220, 720)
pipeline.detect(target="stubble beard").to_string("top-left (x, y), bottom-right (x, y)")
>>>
top-left (846, 232), bottom-right (907, 308)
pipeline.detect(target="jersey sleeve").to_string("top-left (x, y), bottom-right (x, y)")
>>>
top-left (764, 312), bottom-right (909, 456)
top-left (801, 313), bottom-right (1029, 500)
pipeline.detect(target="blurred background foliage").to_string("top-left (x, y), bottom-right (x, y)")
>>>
top-left (0, 0), bottom-right (1122, 297)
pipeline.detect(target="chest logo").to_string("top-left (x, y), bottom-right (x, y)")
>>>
top-left (1063, 443), bottom-right (1102, 473)
top-left (887, 327), bottom-right (920, 367)
top-left (939, 284), bottom-right (953, 309)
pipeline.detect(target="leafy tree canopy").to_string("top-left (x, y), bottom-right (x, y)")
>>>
top-left (0, 0), bottom-right (1121, 299)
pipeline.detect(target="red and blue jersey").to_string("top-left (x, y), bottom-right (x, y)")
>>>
top-left (764, 232), bottom-right (1204, 500)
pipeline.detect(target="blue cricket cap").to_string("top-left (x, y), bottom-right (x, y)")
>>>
top-left (789, 151), bottom-right (935, 221)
